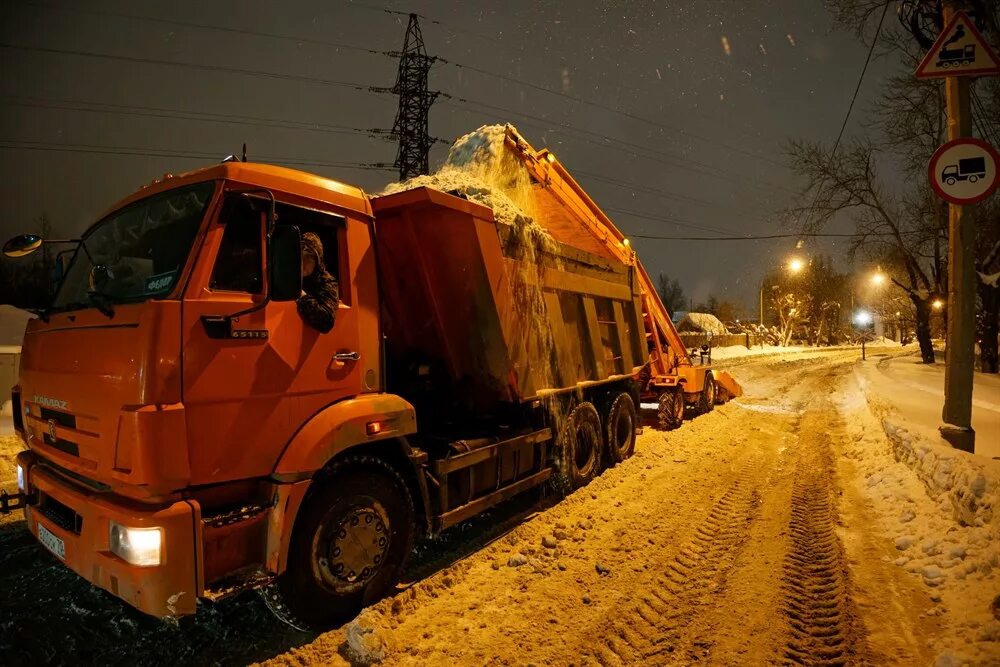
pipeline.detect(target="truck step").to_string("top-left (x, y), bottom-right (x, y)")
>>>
top-left (202, 565), bottom-right (273, 603)
top-left (202, 501), bottom-right (274, 529)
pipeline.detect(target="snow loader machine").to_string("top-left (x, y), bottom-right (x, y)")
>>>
top-left (1, 124), bottom-right (740, 630)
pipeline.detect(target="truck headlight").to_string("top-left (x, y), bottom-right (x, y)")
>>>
top-left (109, 521), bottom-right (162, 566)
top-left (16, 463), bottom-right (25, 492)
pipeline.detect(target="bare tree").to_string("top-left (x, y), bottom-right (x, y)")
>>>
top-left (786, 141), bottom-right (942, 362)
top-left (817, 1), bottom-right (1000, 371)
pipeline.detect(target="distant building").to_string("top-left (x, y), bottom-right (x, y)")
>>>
top-left (675, 312), bottom-right (729, 336)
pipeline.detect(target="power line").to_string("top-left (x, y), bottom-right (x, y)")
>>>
top-left (3, 96), bottom-right (368, 138)
top-left (0, 139), bottom-right (395, 172)
top-left (439, 96), bottom-right (799, 197)
top-left (0, 95), bottom-right (452, 146)
top-left (604, 207), bottom-right (746, 237)
top-left (0, 43), bottom-right (383, 95)
top-left (345, 1), bottom-right (785, 163)
top-left (15, 1), bottom-right (395, 58)
top-left (628, 231), bottom-right (902, 241)
top-left (436, 57), bottom-right (787, 169)
top-left (797, 0), bottom-right (889, 228)
top-left (9, 2), bottom-right (796, 197)
top-left (574, 168), bottom-right (777, 219)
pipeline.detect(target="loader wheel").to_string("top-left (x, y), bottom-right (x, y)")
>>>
top-left (552, 402), bottom-right (602, 493)
top-left (605, 392), bottom-right (637, 465)
top-left (263, 455), bottom-right (415, 631)
top-left (698, 373), bottom-right (716, 414)
top-left (658, 389), bottom-right (685, 430)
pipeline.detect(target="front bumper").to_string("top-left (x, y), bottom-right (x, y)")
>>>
top-left (16, 451), bottom-right (201, 617)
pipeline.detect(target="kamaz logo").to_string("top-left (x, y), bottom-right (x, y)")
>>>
top-left (34, 395), bottom-right (68, 410)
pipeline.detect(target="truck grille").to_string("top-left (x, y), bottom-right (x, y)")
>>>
top-left (40, 407), bottom-right (76, 430)
top-left (38, 493), bottom-right (83, 535)
top-left (43, 433), bottom-right (80, 457)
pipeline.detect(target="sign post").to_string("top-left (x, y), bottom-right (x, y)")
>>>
top-left (916, 6), bottom-right (1000, 454)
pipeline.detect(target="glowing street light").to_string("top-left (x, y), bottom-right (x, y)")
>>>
top-left (854, 310), bottom-right (873, 327)
top-left (870, 271), bottom-right (887, 287)
top-left (932, 298), bottom-right (945, 311)
top-left (787, 257), bottom-right (805, 274)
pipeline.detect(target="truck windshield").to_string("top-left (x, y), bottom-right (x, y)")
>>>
top-left (50, 181), bottom-right (215, 312)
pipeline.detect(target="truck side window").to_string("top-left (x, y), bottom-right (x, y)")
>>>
top-left (210, 196), bottom-right (263, 293)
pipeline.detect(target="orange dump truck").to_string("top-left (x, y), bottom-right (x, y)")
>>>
top-left (1, 126), bottom-right (739, 629)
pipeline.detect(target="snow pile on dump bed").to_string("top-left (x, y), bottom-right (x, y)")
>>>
top-left (381, 124), bottom-right (546, 235)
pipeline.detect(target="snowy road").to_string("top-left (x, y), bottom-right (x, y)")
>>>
top-left (1, 349), bottom-right (997, 665)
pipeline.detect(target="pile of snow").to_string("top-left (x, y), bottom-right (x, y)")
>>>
top-left (675, 312), bottom-right (728, 335)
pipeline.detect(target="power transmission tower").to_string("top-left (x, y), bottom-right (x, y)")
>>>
top-left (387, 14), bottom-right (439, 180)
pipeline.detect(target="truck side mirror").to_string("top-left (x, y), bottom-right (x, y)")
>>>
top-left (3, 234), bottom-right (43, 258)
top-left (270, 225), bottom-right (302, 302)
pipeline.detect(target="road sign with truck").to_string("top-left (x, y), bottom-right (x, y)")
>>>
top-left (928, 137), bottom-right (1000, 205)
top-left (914, 10), bottom-right (1000, 79)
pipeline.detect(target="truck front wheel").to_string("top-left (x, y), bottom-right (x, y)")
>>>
top-left (553, 402), bottom-right (602, 492)
top-left (605, 392), bottom-right (637, 465)
top-left (262, 455), bottom-right (415, 631)
top-left (698, 373), bottom-right (716, 414)
top-left (658, 389), bottom-right (685, 430)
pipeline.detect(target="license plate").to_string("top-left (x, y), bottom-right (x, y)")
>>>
top-left (37, 523), bottom-right (66, 560)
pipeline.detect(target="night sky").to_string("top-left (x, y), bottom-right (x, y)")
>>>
top-left (0, 1), bottom-right (900, 310)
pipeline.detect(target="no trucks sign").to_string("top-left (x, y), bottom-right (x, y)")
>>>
top-left (927, 137), bottom-right (1000, 205)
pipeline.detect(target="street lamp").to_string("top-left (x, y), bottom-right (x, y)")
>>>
top-left (871, 271), bottom-right (887, 287)
top-left (759, 256), bottom-right (806, 338)
top-left (932, 298), bottom-right (945, 311)
top-left (854, 309), bottom-right (874, 361)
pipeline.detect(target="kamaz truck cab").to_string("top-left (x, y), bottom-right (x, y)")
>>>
top-left (3, 163), bottom-right (421, 628)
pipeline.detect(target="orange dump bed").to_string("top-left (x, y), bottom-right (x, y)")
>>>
top-left (372, 187), bottom-right (646, 418)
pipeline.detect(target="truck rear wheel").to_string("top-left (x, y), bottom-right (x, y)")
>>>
top-left (698, 373), bottom-right (716, 414)
top-left (263, 455), bottom-right (415, 631)
top-left (553, 402), bottom-right (602, 493)
top-left (658, 389), bottom-right (685, 430)
top-left (605, 392), bottom-right (637, 465)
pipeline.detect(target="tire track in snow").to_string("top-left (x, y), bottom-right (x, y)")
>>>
top-left (593, 459), bottom-right (763, 666)
top-left (779, 411), bottom-right (868, 666)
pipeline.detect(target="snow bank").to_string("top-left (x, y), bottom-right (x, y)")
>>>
top-left (835, 369), bottom-right (1000, 665)
top-left (882, 421), bottom-right (998, 527)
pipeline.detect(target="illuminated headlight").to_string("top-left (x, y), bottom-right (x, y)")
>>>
top-left (16, 463), bottom-right (25, 492)
top-left (109, 521), bottom-right (162, 566)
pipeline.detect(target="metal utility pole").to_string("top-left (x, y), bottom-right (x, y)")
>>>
top-left (940, 53), bottom-right (976, 452)
top-left (911, 2), bottom-right (1000, 453)
top-left (388, 14), bottom-right (438, 181)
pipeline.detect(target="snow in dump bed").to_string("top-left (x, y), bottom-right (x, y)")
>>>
top-left (380, 124), bottom-right (547, 236)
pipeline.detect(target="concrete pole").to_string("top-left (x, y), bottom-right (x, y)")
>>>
top-left (939, 4), bottom-right (976, 453)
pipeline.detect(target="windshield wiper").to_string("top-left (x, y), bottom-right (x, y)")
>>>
top-left (86, 292), bottom-right (115, 319)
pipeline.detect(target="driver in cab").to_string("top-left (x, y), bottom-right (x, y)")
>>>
top-left (297, 232), bottom-right (339, 333)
